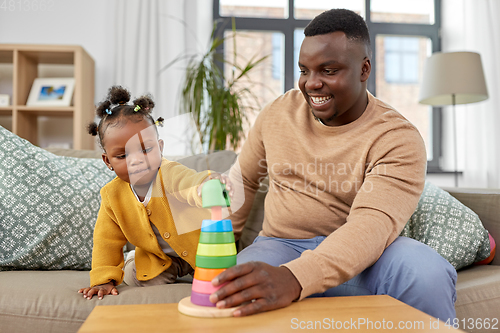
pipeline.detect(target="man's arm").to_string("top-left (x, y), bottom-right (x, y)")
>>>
top-left (211, 123), bottom-right (426, 315)
top-left (283, 125), bottom-right (427, 299)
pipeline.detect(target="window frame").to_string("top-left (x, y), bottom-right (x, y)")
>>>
top-left (213, 0), bottom-right (442, 170)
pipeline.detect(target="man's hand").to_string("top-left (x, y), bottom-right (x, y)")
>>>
top-left (209, 261), bottom-right (302, 316)
top-left (78, 282), bottom-right (118, 300)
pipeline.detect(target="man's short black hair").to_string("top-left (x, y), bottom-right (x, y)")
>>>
top-left (304, 8), bottom-right (370, 47)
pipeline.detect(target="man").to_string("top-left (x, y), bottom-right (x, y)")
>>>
top-left (210, 9), bottom-right (457, 321)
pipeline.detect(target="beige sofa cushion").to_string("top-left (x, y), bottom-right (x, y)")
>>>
top-left (0, 270), bottom-right (192, 333)
top-left (456, 265), bottom-right (500, 332)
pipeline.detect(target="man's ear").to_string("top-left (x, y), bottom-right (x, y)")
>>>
top-left (361, 57), bottom-right (371, 82)
top-left (102, 153), bottom-right (113, 170)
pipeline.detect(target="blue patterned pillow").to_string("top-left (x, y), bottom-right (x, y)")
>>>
top-left (401, 181), bottom-right (491, 270)
top-left (0, 126), bottom-right (115, 270)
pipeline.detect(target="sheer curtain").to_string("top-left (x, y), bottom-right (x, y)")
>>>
top-left (114, 0), bottom-right (212, 155)
top-left (442, 0), bottom-right (500, 188)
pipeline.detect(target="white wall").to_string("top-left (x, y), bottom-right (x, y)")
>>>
top-left (0, 0), bottom-right (117, 148)
top-left (0, 0), bottom-right (212, 153)
top-left (0, 0), bottom-right (117, 99)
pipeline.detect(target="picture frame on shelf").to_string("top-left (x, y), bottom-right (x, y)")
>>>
top-left (27, 78), bottom-right (75, 106)
top-left (0, 94), bottom-right (9, 106)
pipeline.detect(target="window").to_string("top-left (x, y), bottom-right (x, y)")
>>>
top-left (370, 0), bottom-right (435, 24)
top-left (271, 33), bottom-right (283, 80)
top-left (384, 36), bottom-right (420, 84)
top-left (214, 0), bottom-right (442, 168)
top-left (377, 35), bottom-right (433, 160)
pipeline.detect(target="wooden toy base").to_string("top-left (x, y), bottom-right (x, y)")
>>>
top-left (178, 296), bottom-right (241, 318)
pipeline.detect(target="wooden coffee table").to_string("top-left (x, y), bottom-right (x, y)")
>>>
top-left (78, 295), bottom-right (464, 332)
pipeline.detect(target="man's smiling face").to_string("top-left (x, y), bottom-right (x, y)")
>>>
top-left (298, 31), bottom-right (371, 126)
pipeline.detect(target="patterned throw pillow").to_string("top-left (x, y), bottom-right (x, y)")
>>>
top-left (0, 126), bottom-right (115, 271)
top-left (401, 181), bottom-right (491, 270)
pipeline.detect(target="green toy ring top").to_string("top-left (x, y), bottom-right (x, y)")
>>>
top-left (202, 179), bottom-right (231, 208)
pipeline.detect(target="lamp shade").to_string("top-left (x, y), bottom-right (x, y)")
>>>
top-left (419, 51), bottom-right (488, 106)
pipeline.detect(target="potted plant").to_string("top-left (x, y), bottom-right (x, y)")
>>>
top-left (164, 21), bottom-right (268, 153)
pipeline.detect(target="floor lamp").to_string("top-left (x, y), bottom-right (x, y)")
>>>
top-left (419, 51), bottom-right (488, 187)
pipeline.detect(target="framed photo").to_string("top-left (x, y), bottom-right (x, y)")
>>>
top-left (0, 94), bottom-right (9, 106)
top-left (27, 78), bottom-right (75, 106)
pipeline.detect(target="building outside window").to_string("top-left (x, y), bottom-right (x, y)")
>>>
top-left (214, 0), bottom-right (441, 169)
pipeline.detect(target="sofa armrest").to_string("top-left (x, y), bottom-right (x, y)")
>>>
top-left (443, 187), bottom-right (500, 266)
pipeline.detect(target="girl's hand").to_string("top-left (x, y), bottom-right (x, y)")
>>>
top-left (78, 282), bottom-right (118, 300)
top-left (198, 173), bottom-right (234, 198)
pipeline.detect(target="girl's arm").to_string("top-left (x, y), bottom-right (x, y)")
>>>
top-left (87, 187), bottom-right (128, 288)
top-left (159, 161), bottom-right (212, 206)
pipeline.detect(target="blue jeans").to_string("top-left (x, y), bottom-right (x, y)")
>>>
top-left (237, 236), bottom-right (457, 322)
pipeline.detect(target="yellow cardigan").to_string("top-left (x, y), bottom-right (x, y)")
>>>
top-left (90, 158), bottom-right (210, 287)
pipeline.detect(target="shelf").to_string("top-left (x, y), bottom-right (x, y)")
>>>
top-left (18, 51), bottom-right (74, 65)
top-left (0, 44), bottom-right (95, 149)
top-left (1, 107), bottom-right (73, 117)
top-left (0, 50), bottom-right (13, 63)
top-left (0, 107), bottom-right (12, 115)
top-left (0, 44), bottom-right (83, 64)
top-left (16, 106), bottom-right (74, 117)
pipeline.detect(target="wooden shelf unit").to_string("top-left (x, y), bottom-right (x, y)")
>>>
top-left (0, 44), bottom-right (95, 149)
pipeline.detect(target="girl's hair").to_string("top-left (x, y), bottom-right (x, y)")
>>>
top-left (87, 85), bottom-right (164, 150)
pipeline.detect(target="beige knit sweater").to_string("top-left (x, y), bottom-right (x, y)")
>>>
top-left (229, 89), bottom-right (427, 299)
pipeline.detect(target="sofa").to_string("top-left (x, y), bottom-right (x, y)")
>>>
top-left (1, 146), bottom-right (499, 333)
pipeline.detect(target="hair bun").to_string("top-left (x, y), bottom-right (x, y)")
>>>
top-left (87, 122), bottom-right (99, 136)
top-left (155, 117), bottom-right (164, 127)
top-left (108, 85), bottom-right (131, 105)
top-left (133, 94), bottom-right (155, 113)
top-left (95, 100), bottom-right (112, 118)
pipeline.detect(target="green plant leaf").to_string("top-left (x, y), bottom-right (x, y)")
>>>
top-left (163, 20), bottom-right (270, 152)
